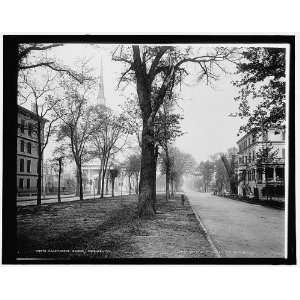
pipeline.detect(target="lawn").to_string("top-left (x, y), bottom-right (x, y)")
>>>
top-left (17, 194), bottom-right (216, 260)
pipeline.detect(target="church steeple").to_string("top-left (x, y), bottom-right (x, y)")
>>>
top-left (97, 57), bottom-right (106, 106)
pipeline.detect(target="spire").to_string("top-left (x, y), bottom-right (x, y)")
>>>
top-left (97, 57), bottom-right (106, 106)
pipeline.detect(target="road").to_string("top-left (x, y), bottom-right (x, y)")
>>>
top-left (186, 191), bottom-right (286, 258)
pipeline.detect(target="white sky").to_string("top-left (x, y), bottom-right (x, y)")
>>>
top-left (25, 44), bottom-right (248, 163)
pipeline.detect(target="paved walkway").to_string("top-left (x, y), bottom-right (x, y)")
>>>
top-left (186, 191), bottom-right (286, 258)
top-left (17, 192), bottom-right (130, 206)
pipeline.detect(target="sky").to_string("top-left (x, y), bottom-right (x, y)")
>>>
top-left (22, 44), bottom-right (245, 163)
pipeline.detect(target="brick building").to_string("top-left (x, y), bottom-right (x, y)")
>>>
top-left (17, 105), bottom-right (47, 196)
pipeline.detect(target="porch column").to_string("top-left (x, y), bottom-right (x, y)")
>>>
top-left (273, 167), bottom-right (276, 182)
top-left (262, 167), bottom-right (266, 183)
top-left (88, 168), bottom-right (91, 193)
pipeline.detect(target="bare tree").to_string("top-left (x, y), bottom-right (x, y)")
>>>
top-left (54, 63), bottom-right (96, 201)
top-left (113, 45), bottom-right (237, 216)
top-left (155, 97), bottom-right (183, 200)
top-left (161, 147), bottom-right (197, 196)
top-left (50, 145), bottom-right (68, 203)
top-left (109, 167), bottom-right (120, 197)
top-left (18, 69), bottom-right (61, 205)
top-left (18, 43), bottom-right (87, 83)
top-left (89, 105), bottom-right (131, 198)
top-left (124, 153), bottom-right (141, 195)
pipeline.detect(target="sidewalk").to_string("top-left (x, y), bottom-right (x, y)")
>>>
top-left (17, 192), bottom-right (130, 206)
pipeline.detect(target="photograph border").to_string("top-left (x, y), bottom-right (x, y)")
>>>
top-left (2, 35), bottom-right (296, 264)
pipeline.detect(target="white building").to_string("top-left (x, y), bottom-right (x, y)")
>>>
top-left (81, 58), bottom-right (131, 195)
top-left (236, 128), bottom-right (285, 198)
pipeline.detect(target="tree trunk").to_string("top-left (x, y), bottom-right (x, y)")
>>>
top-left (171, 178), bottom-right (174, 198)
top-left (105, 176), bottom-right (109, 195)
top-left (37, 119), bottom-right (42, 206)
top-left (165, 148), bottom-right (170, 201)
top-left (100, 158), bottom-right (108, 198)
top-left (137, 119), bottom-right (156, 217)
top-left (135, 173), bottom-right (139, 195)
top-left (100, 168), bottom-right (106, 198)
top-left (153, 144), bottom-right (159, 212)
top-left (111, 178), bottom-right (115, 197)
top-left (78, 162), bottom-right (83, 201)
top-left (58, 159), bottom-right (62, 203)
top-left (75, 169), bottom-right (80, 196)
top-left (37, 154), bottom-right (42, 205)
top-left (128, 176), bottom-right (131, 194)
top-left (97, 167), bottom-right (102, 195)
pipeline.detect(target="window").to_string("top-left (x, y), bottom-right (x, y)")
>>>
top-left (20, 140), bottom-right (24, 152)
top-left (19, 178), bottom-right (24, 189)
top-left (27, 179), bottom-right (30, 189)
top-left (257, 169), bottom-right (263, 181)
top-left (274, 130), bottom-right (280, 135)
top-left (27, 160), bottom-right (31, 173)
top-left (20, 159), bottom-right (24, 172)
top-left (20, 119), bottom-right (25, 133)
top-left (263, 131), bottom-right (268, 142)
top-left (28, 123), bottom-right (32, 136)
top-left (27, 142), bottom-right (31, 154)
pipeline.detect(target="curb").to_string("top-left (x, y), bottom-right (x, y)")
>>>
top-left (187, 197), bottom-right (222, 258)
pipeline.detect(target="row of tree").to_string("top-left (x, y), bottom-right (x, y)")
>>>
top-left (17, 44), bottom-right (286, 216)
top-left (18, 46), bottom-right (132, 204)
top-left (195, 147), bottom-right (238, 194)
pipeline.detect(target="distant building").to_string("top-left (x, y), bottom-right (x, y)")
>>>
top-left (82, 161), bottom-right (130, 195)
top-left (236, 128), bottom-right (285, 198)
top-left (17, 105), bottom-right (47, 196)
top-left (43, 160), bottom-right (75, 194)
top-left (81, 57), bottom-right (130, 195)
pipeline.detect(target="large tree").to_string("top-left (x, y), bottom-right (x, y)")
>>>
top-left (113, 45), bottom-right (236, 216)
top-left (233, 47), bottom-right (286, 135)
top-left (122, 94), bottom-right (184, 201)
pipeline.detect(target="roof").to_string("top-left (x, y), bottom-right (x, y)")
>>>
top-left (236, 126), bottom-right (284, 145)
top-left (236, 131), bottom-right (254, 144)
top-left (18, 105), bottom-right (48, 122)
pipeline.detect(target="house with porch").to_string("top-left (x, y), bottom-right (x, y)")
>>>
top-left (236, 128), bottom-right (285, 199)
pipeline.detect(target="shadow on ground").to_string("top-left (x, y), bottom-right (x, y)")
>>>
top-left (17, 194), bottom-right (216, 260)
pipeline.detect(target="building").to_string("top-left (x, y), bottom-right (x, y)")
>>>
top-left (82, 58), bottom-right (107, 192)
top-left (236, 128), bottom-right (285, 199)
top-left (17, 105), bottom-right (47, 196)
top-left (81, 58), bottom-right (130, 195)
top-left (43, 160), bottom-right (75, 194)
